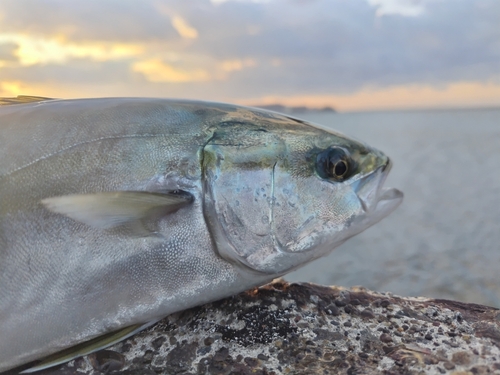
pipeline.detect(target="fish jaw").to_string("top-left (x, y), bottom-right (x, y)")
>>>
top-left (349, 157), bottom-right (403, 224)
top-left (338, 160), bottom-right (403, 242)
top-left (369, 186), bottom-right (404, 223)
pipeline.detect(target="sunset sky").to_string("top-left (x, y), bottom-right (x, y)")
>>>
top-left (0, 0), bottom-right (499, 112)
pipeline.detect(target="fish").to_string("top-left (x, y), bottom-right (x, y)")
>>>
top-left (0, 96), bottom-right (403, 372)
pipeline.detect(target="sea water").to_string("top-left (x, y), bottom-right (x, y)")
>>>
top-left (285, 108), bottom-right (500, 308)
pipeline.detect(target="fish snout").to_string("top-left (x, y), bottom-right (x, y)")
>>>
top-left (352, 158), bottom-right (401, 215)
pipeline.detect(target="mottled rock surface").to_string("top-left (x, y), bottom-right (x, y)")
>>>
top-left (7, 281), bottom-right (500, 375)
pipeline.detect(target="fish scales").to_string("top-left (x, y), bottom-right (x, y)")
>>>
top-left (0, 97), bottom-right (402, 372)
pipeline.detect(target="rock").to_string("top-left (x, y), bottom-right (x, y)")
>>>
top-left (8, 281), bottom-right (500, 375)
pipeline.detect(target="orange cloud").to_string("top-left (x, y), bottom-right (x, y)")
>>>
top-left (132, 59), bottom-right (210, 83)
top-left (171, 16), bottom-right (198, 39)
top-left (220, 59), bottom-right (256, 72)
top-left (0, 81), bottom-right (24, 96)
top-left (0, 33), bottom-right (143, 66)
top-left (241, 81), bottom-right (500, 112)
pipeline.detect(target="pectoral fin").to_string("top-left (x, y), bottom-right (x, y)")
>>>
top-left (20, 321), bottom-right (157, 373)
top-left (41, 190), bottom-right (193, 230)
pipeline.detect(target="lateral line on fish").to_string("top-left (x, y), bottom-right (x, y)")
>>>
top-left (2, 133), bottom-right (168, 178)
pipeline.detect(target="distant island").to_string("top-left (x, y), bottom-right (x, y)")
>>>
top-left (251, 104), bottom-right (336, 114)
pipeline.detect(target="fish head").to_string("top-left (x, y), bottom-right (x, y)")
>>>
top-left (202, 110), bottom-right (402, 276)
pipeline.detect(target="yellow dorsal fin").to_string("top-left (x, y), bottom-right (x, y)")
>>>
top-left (0, 95), bottom-right (54, 106)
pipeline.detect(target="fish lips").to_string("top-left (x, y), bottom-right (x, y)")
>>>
top-left (350, 159), bottom-right (403, 224)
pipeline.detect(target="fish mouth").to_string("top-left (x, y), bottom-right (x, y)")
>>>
top-left (369, 187), bottom-right (403, 223)
top-left (352, 158), bottom-right (403, 221)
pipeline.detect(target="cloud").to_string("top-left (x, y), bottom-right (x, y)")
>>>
top-left (0, 0), bottom-right (179, 42)
top-left (210, 0), bottom-right (271, 4)
top-left (0, 43), bottom-right (16, 61)
top-left (132, 59), bottom-right (210, 82)
top-left (0, 34), bottom-right (143, 66)
top-left (171, 16), bottom-right (199, 39)
top-left (367, 0), bottom-right (425, 17)
top-left (0, 81), bottom-right (24, 96)
top-left (220, 59), bottom-right (256, 72)
top-left (0, 0), bottom-right (498, 110)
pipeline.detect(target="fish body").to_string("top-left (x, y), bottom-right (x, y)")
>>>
top-left (0, 97), bottom-right (402, 372)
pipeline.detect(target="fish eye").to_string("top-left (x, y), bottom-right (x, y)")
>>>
top-left (316, 147), bottom-right (351, 181)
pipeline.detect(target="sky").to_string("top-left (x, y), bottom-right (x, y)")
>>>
top-left (0, 0), bottom-right (499, 112)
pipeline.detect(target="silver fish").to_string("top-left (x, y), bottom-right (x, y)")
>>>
top-left (0, 96), bottom-right (403, 372)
